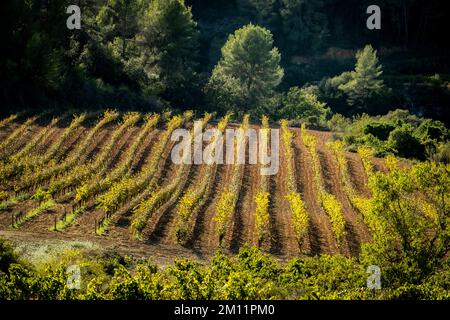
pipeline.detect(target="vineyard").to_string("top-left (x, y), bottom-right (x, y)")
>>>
top-left (2, 0), bottom-right (450, 302)
top-left (0, 110), bottom-right (446, 263)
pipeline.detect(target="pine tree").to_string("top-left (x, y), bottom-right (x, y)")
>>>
top-left (138, 0), bottom-right (199, 104)
top-left (339, 45), bottom-right (388, 112)
top-left (206, 23), bottom-right (283, 114)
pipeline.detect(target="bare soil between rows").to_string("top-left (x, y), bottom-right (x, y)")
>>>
top-left (0, 120), bottom-right (391, 263)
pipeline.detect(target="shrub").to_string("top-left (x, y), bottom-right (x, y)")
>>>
top-left (281, 86), bottom-right (330, 123)
top-left (387, 125), bottom-right (425, 159)
top-left (363, 122), bottom-right (396, 141)
top-left (362, 134), bottom-right (390, 157)
top-left (328, 113), bottom-right (351, 132)
top-left (427, 141), bottom-right (450, 164)
top-left (415, 119), bottom-right (449, 144)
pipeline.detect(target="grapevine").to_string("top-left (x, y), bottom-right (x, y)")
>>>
top-left (280, 120), bottom-right (309, 245)
top-left (96, 111), bottom-right (196, 235)
top-left (254, 114), bottom-right (272, 244)
top-left (173, 113), bottom-right (231, 245)
top-left (10, 117), bottom-right (60, 162)
top-left (74, 114), bottom-right (159, 206)
top-left (15, 110), bottom-right (118, 192)
top-left (0, 114), bottom-right (18, 129)
top-left (96, 113), bottom-right (188, 216)
top-left (213, 115), bottom-right (249, 246)
top-left (301, 124), bottom-right (346, 243)
top-left (128, 113), bottom-right (213, 239)
top-left (0, 118), bottom-right (36, 159)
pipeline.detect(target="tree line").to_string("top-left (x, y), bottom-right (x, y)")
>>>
top-left (1, 0), bottom-right (449, 123)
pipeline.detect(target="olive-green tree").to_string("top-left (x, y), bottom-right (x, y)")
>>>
top-left (281, 86), bottom-right (331, 124)
top-left (138, 0), bottom-right (199, 104)
top-left (338, 45), bottom-right (389, 112)
top-left (206, 23), bottom-right (284, 115)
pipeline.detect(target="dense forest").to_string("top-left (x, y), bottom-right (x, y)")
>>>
top-left (1, 0), bottom-right (450, 124)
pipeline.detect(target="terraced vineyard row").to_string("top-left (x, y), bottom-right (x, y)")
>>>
top-left (0, 111), bottom-right (380, 258)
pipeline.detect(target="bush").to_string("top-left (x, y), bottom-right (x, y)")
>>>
top-left (281, 86), bottom-right (331, 123)
top-left (339, 109), bottom-right (449, 160)
top-left (415, 119), bottom-right (449, 144)
top-left (362, 134), bottom-right (390, 157)
top-left (388, 125), bottom-right (425, 159)
top-left (343, 134), bottom-right (357, 146)
top-left (363, 122), bottom-right (396, 141)
top-left (328, 113), bottom-right (350, 132)
top-left (384, 109), bottom-right (422, 127)
top-left (306, 116), bottom-right (319, 126)
top-left (427, 142), bottom-right (450, 164)
top-left (0, 239), bottom-right (20, 274)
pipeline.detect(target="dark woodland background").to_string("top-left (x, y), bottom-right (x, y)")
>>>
top-left (1, 0), bottom-right (449, 124)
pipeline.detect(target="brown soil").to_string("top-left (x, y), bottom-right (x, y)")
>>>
top-left (269, 132), bottom-right (301, 258)
top-left (293, 129), bottom-right (339, 255)
top-left (78, 130), bottom-right (177, 237)
top-left (143, 163), bottom-right (200, 244)
top-left (191, 163), bottom-right (233, 252)
top-left (229, 160), bottom-right (259, 251)
top-left (0, 119), bottom-right (399, 262)
top-left (313, 131), bottom-right (371, 256)
top-left (346, 152), bottom-right (370, 197)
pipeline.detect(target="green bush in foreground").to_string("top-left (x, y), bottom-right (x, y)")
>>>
top-left (0, 239), bottom-right (449, 300)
